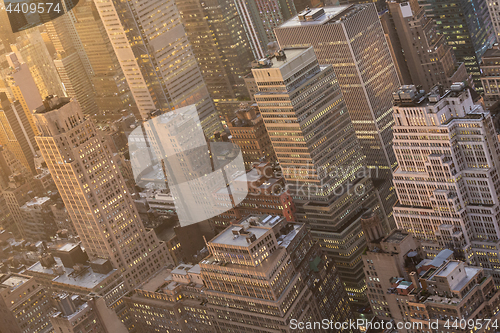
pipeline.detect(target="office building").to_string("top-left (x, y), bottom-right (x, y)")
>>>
top-left (362, 219), bottom-right (500, 332)
top-left (488, 2), bottom-right (500, 42)
top-left (252, 47), bottom-right (387, 303)
top-left (50, 294), bottom-right (128, 333)
top-left (209, 162), bottom-right (296, 233)
top-left (385, 0), bottom-right (469, 92)
top-left (45, 13), bottom-right (99, 116)
top-left (244, 72), bottom-right (259, 101)
top-left (0, 145), bottom-right (30, 190)
top-left (0, 5), bottom-right (21, 51)
top-left (26, 243), bottom-right (128, 318)
top-left (419, 0), bottom-right (495, 90)
top-left (5, 52), bottom-right (42, 135)
top-left (33, 96), bottom-right (172, 289)
top-left (20, 196), bottom-right (58, 241)
top-left (0, 193), bottom-right (15, 238)
top-left (275, 5), bottom-right (400, 178)
top-left (0, 273), bottom-right (52, 333)
top-left (392, 83), bottom-right (500, 285)
top-left (124, 264), bottom-right (215, 332)
top-left (226, 104), bottom-right (277, 169)
top-left (176, 0), bottom-right (235, 100)
top-left (70, 0), bottom-right (132, 117)
top-left (481, 46), bottom-right (500, 107)
top-left (11, 31), bottom-right (66, 99)
top-left (93, 0), bottom-right (222, 137)
top-left (0, 146), bottom-right (31, 238)
top-left (202, 214), bottom-right (354, 332)
top-left (201, 0), bottom-right (255, 97)
top-left (53, 52), bottom-right (99, 116)
top-left (2, 174), bottom-right (33, 240)
top-left (234, 0), bottom-right (297, 59)
top-left (0, 93), bottom-right (38, 173)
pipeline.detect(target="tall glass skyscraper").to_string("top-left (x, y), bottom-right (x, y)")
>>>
top-left (234, 0), bottom-right (297, 59)
top-left (93, 0), bottom-right (222, 137)
top-left (419, 0), bottom-right (496, 91)
top-left (275, 5), bottom-right (400, 178)
top-left (252, 46), bottom-right (387, 304)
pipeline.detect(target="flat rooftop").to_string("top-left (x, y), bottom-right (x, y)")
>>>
top-left (171, 264), bottom-right (194, 276)
top-left (483, 47), bottom-right (500, 59)
top-left (22, 196), bottom-right (50, 208)
top-left (211, 225), bottom-right (268, 247)
top-left (27, 257), bottom-right (116, 290)
top-left (2, 275), bottom-right (29, 290)
top-left (435, 261), bottom-right (459, 278)
top-left (269, 48), bottom-right (306, 68)
top-left (384, 230), bottom-right (408, 244)
top-left (57, 242), bottom-right (80, 252)
top-left (34, 96), bottom-right (71, 114)
top-left (139, 267), bottom-right (172, 292)
top-left (280, 5), bottom-right (351, 28)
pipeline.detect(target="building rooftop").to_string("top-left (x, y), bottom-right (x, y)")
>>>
top-left (393, 82), bottom-right (479, 109)
top-left (1, 275), bottom-right (29, 291)
top-left (434, 261), bottom-right (459, 278)
top-left (428, 249), bottom-right (454, 268)
top-left (252, 48), bottom-right (308, 69)
top-left (139, 267), bottom-right (173, 292)
top-left (384, 230), bottom-right (409, 244)
top-left (58, 242), bottom-right (80, 253)
top-left (277, 224), bottom-right (302, 248)
top-left (171, 264), bottom-right (195, 276)
top-left (280, 5), bottom-right (352, 28)
top-left (27, 257), bottom-right (116, 290)
top-left (211, 225), bottom-right (269, 247)
top-left (22, 196), bottom-right (50, 208)
top-left (34, 96), bottom-right (71, 114)
top-left (201, 246), bottom-right (287, 274)
top-left (483, 47), bottom-right (500, 59)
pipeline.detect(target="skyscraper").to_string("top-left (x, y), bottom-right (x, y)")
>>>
top-left (33, 96), bottom-right (172, 288)
top-left (44, 12), bottom-right (100, 116)
top-left (252, 47), bottom-right (387, 304)
top-left (487, 2), bottom-right (500, 42)
top-left (419, 0), bottom-right (495, 90)
top-left (11, 30), bottom-right (66, 99)
top-left (93, 0), bottom-right (222, 137)
top-left (0, 93), bottom-right (38, 173)
top-left (201, 215), bottom-right (355, 332)
top-left (70, 0), bottom-right (132, 117)
top-left (5, 52), bottom-right (43, 135)
top-left (275, 5), bottom-right (400, 178)
top-left (226, 104), bottom-right (277, 169)
top-left (391, 83), bottom-right (500, 285)
top-left (0, 145), bottom-right (31, 238)
top-left (234, 0), bottom-right (297, 59)
top-left (201, 0), bottom-right (256, 97)
top-left (53, 52), bottom-right (99, 116)
top-left (480, 46), bottom-right (500, 107)
top-left (176, 0), bottom-right (235, 100)
top-left (385, 0), bottom-right (469, 92)
top-left (124, 263), bottom-right (215, 332)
